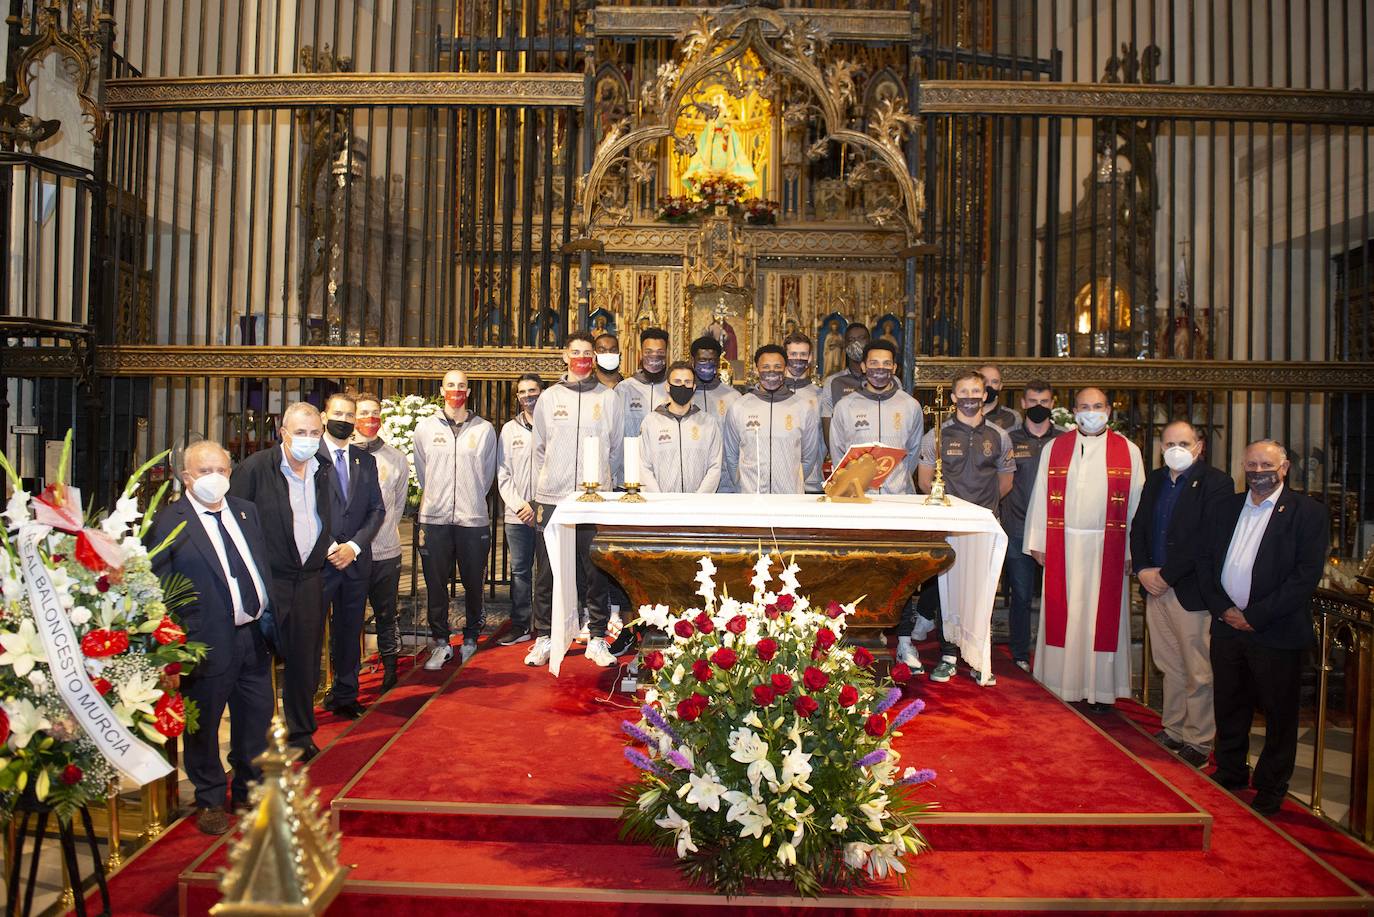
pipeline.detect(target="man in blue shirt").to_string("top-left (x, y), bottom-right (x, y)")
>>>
top-left (1129, 420), bottom-right (1234, 767)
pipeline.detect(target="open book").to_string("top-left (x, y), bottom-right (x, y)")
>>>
top-left (822, 442), bottom-right (909, 491)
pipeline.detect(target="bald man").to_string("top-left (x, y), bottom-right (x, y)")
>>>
top-left (1024, 387), bottom-right (1144, 710)
top-left (229, 401), bottom-right (335, 759)
top-left (1197, 440), bottom-right (1328, 815)
top-left (151, 440), bottom-right (272, 835)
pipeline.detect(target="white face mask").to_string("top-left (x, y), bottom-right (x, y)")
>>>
top-left (595, 352), bottom-right (621, 372)
top-left (287, 436), bottom-right (320, 462)
top-left (190, 471), bottom-right (230, 504)
top-left (1074, 410), bottom-right (1109, 434)
top-left (1163, 445), bottom-right (1196, 473)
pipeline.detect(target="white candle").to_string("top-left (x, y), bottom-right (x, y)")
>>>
top-left (624, 436), bottom-right (641, 486)
top-left (581, 435), bottom-right (600, 486)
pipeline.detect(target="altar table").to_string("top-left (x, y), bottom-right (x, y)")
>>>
top-left (543, 492), bottom-right (1008, 681)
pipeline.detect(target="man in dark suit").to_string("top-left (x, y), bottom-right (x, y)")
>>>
top-left (150, 440), bottom-right (273, 835)
top-left (1129, 420), bottom-right (1235, 767)
top-left (317, 391), bottom-right (385, 719)
top-left (228, 401), bottom-right (334, 760)
top-left (1197, 439), bottom-right (1328, 816)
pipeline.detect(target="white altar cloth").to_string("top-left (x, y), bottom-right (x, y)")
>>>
top-left (543, 492), bottom-right (1008, 681)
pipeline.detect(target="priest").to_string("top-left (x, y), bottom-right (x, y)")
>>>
top-left (1023, 387), bottom-right (1144, 710)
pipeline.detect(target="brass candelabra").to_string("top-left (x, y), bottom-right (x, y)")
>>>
top-left (923, 384), bottom-right (953, 507)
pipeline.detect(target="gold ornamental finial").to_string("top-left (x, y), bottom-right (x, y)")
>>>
top-left (211, 716), bottom-right (348, 916)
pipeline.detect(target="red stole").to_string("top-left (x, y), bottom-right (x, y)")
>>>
top-left (1043, 430), bottom-right (1132, 652)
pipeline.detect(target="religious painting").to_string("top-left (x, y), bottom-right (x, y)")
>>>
top-left (874, 311), bottom-right (904, 354)
top-left (587, 307), bottom-right (616, 338)
top-left (669, 53), bottom-right (773, 202)
top-left (818, 312), bottom-right (849, 378)
top-left (530, 307), bottom-right (561, 347)
top-left (635, 274), bottom-right (659, 331)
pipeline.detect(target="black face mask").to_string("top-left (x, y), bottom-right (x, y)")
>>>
top-left (1246, 470), bottom-right (1281, 496)
top-left (955, 396), bottom-right (984, 416)
top-left (984, 387), bottom-right (1000, 405)
top-left (1024, 404), bottom-right (1052, 424)
top-left (668, 383), bottom-right (694, 406)
top-left (326, 419), bottom-right (355, 441)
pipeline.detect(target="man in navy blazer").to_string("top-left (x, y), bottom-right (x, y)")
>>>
top-left (317, 392), bottom-right (385, 719)
top-left (1129, 420), bottom-right (1236, 767)
top-left (229, 402), bottom-right (335, 759)
top-left (150, 440), bottom-right (273, 836)
top-left (1197, 439), bottom-right (1328, 816)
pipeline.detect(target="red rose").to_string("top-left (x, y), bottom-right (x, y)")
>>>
top-left (0, 707), bottom-right (8, 744)
top-left (81, 629), bottom-right (130, 658)
top-left (775, 594), bottom-right (795, 612)
top-left (752, 684), bottom-right (776, 706)
top-left (891, 663), bottom-right (912, 684)
top-left (164, 662), bottom-right (183, 677)
top-left (693, 612), bottom-right (715, 635)
top-left (91, 677), bottom-right (112, 696)
top-left (691, 659), bottom-right (713, 682)
top-left (852, 646), bottom-right (875, 668)
top-left (61, 764), bottom-right (83, 786)
top-left (677, 697), bottom-right (704, 721)
top-left (756, 638), bottom-right (778, 661)
top-left (838, 684), bottom-right (859, 707)
top-left (153, 619), bottom-right (187, 646)
top-left (50, 553), bottom-right (65, 563)
top-left (802, 666), bottom-right (830, 692)
top-left (826, 601), bottom-right (845, 619)
top-left (726, 615), bottom-right (747, 635)
top-left (95, 575), bottom-right (110, 593)
top-left (770, 672), bottom-right (794, 693)
top-left (153, 694), bottom-right (187, 738)
top-left (764, 603), bottom-right (781, 620)
top-left (674, 619), bottom-right (695, 638)
top-left (793, 695), bottom-right (819, 718)
top-left (688, 692), bottom-right (709, 711)
top-left (864, 713), bottom-right (888, 737)
top-left (815, 627), bottom-right (836, 650)
top-left (643, 650), bottom-right (665, 671)
top-left (711, 647), bottom-right (738, 670)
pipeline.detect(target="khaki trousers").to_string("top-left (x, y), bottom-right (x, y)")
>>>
top-left (1147, 587), bottom-right (1215, 750)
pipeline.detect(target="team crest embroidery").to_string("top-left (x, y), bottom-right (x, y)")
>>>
top-left (432, 435), bottom-right (446, 445)
top-left (467, 434), bottom-right (478, 449)
top-left (658, 431), bottom-right (672, 443)
top-left (592, 403), bottom-right (602, 421)
top-left (554, 405), bottom-right (569, 419)
top-left (894, 412), bottom-right (903, 430)
top-left (784, 415), bottom-right (794, 431)
top-left (690, 426), bottom-right (700, 441)
top-left (982, 439), bottom-right (993, 457)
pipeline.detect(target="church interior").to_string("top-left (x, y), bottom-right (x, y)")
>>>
top-left (3, 0), bottom-right (1374, 914)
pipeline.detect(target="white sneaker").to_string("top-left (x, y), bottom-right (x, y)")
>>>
top-left (460, 639), bottom-right (478, 663)
top-left (911, 616), bottom-right (936, 642)
top-left (524, 636), bottom-right (551, 667)
top-left (895, 637), bottom-right (922, 671)
top-left (424, 643), bottom-right (453, 671)
top-left (585, 637), bottom-right (617, 667)
top-left (576, 611), bottom-right (590, 644)
top-left (606, 612), bottom-right (623, 642)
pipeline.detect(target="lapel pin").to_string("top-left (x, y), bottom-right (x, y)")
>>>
top-left (1278, 505), bottom-right (1286, 513)
top-left (240, 511), bottom-right (247, 520)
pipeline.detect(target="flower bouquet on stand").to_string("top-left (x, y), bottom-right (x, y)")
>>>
top-left (377, 394), bottom-right (441, 510)
top-left (654, 195), bottom-right (705, 224)
top-left (693, 174), bottom-right (749, 212)
top-left (618, 554), bottom-right (933, 897)
top-left (0, 433), bottom-right (206, 824)
top-left (741, 198), bottom-right (779, 226)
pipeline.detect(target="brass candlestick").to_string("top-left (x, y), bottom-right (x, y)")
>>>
top-left (619, 482), bottom-right (647, 503)
top-left (923, 384), bottom-right (953, 507)
top-left (577, 481), bottom-right (605, 502)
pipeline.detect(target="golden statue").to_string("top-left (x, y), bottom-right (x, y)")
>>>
top-left (682, 93), bottom-right (759, 194)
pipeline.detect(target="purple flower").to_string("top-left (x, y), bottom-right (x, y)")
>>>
top-left (874, 686), bottom-right (903, 715)
top-left (642, 704), bottom-right (682, 744)
top-left (900, 768), bottom-right (938, 786)
top-left (890, 698), bottom-right (926, 731)
top-left (621, 721), bottom-right (655, 747)
top-left (854, 749), bottom-right (887, 769)
top-left (666, 750), bottom-right (693, 771)
top-left (624, 747), bottom-right (664, 776)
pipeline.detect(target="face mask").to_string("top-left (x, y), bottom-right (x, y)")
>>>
top-left (865, 367), bottom-right (893, 390)
top-left (668, 383), bottom-right (694, 406)
top-left (984, 387), bottom-right (1000, 405)
top-left (287, 436), bottom-right (319, 462)
top-left (759, 370), bottom-right (785, 392)
top-left (786, 357), bottom-right (810, 378)
top-left (517, 394), bottom-right (539, 414)
top-left (190, 472), bottom-right (230, 504)
top-left (845, 340), bottom-right (867, 362)
top-left (568, 355), bottom-right (595, 377)
top-left (443, 389), bottom-right (468, 410)
top-left (694, 360), bottom-right (718, 382)
top-left (1246, 470), bottom-right (1281, 496)
top-left (1074, 410), bottom-right (1109, 434)
top-left (595, 352), bottom-right (621, 372)
top-left (355, 416), bottom-right (382, 439)
top-left (326, 419), bottom-right (354, 441)
top-left (1163, 445), bottom-right (1196, 473)
top-left (1024, 404), bottom-right (1052, 424)
top-left (956, 397), bottom-right (983, 416)
top-left (642, 354), bottom-right (667, 375)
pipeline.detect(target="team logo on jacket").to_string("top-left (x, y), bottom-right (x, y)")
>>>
top-left (784, 415), bottom-right (794, 431)
top-left (690, 426), bottom-right (700, 441)
top-left (855, 418), bottom-right (870, 429)
top-left (629, 398), bottom-right (644, 411)
top-left (658, 431), bottom-right (673, 443)
top-left (432, 435), bottom-right (446, 445)
top-left (554, 405), bottom-right (569, 419)
top-left (467, 434), bottom-right (478, 449)
top-left (982, 439), bottom-right (993, 456)
top-left (894, 413), bottom-right (903, 430)
top-left (745, 418), bottom-right (761, 430)
top-left (592, 403), bottom-right (603, 421)
top-left (513, 436), bottom-right (527, 449)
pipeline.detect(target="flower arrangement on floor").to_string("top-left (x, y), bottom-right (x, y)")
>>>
top-left (0, 434), bottom-right (206, 822)
top-left (654, 194), bottom-right (706, 224)
top-left (618, 554), bottom-right (933, 897)
top-left (741, 198), bottom-right (778, 225)
top-left (377, 394), bottom-right (441, 507)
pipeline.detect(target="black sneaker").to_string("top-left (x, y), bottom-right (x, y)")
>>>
top-left (498, 628), bottom-right (533, 647)
top-left (1153, 730), bottom-right (1186, 752)
top-left (608, 625), bottom-right (639, 657)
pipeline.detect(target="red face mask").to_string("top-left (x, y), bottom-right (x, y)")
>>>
top-left (444, 389), bottom-right (468, 409)
top-left (568, 355), bottom-right (595, 377)
top-left (355, 416), bottom-right (381, 438)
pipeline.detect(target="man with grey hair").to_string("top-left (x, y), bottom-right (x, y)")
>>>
top-left (229, 401), bottom-right (335, 760)
top-left (150, 440), bottom-right (272, 834)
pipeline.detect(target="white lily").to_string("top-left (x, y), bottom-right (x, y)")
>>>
top-left (779, 744), bottom-right (814, 793)
top-left (776, 841), bottom-right (797, 866)
top-left (865, 842), bottom-right (908, 879)
top-left (723, 790), bottom-right (772, 839)
top-left (728, 728), bottom-right (777, 792)
top-left (843, 841), bottom-right (872, 870)
top-left (830, 813), bottom-right (849, 833)
top-left (653, 805), bottom-right (699, 858)
top-left (2, 698), bottom-right (51, 750)
top-left (682, 765), bottom-right (726, 812)
top-left (112, 669), bottom-right (164, 725)
top-left (2, 487), bottom-right (30, 528)
top-left (749, 553), bottom-right (772, 601)
top-left (100, 494), bottom-right (143, 539)
top-left (637, 787), bottom-right (662, 812)
top-left (0, 621), bottom-right (48, 677)
top-left (636, 604), bottom-right (672, 630)
top-left (858, 795), bottom-right (889, 832)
